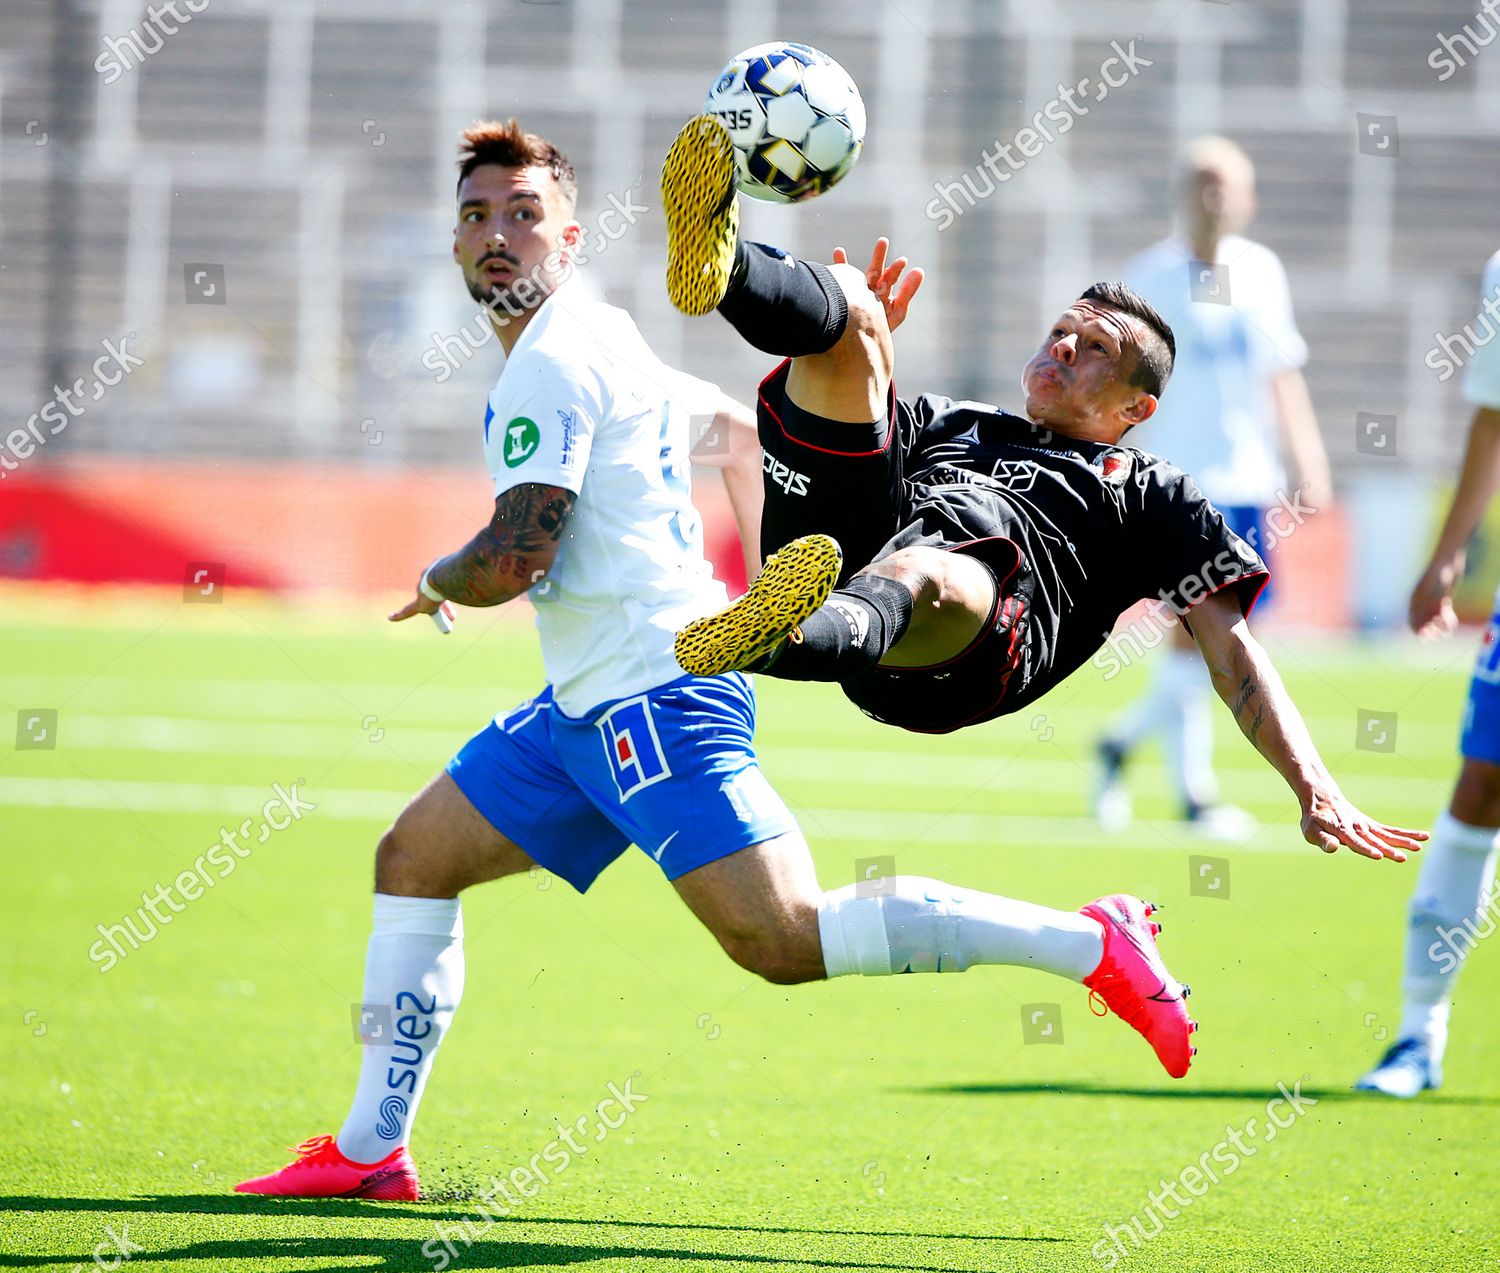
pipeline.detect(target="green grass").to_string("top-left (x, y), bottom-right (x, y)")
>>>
top-left (2, 593), bottom-right (1497, 1271)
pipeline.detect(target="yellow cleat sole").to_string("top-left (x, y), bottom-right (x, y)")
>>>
top-left (675, 534), bottom-right (844, 676)
top-left (662, 114), bottom-right (740, 316)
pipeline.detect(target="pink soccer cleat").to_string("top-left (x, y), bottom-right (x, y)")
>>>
top-left (234, 1134), bottom-right (420, 1201)
top-left (1079, 894), bottom-right (1197, 1079)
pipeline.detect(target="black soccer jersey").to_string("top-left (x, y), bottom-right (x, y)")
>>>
top-left (756, 361), bottom-right (1269, 728)
top-left (882, 394), bottom-right (1269, 713)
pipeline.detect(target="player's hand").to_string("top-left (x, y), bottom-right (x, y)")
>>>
top-left (1299, 790), bottom-right (1427, 862)
top-left (832, 238), bottom-right (923, 332)
top-left (1409, 552), bottom-right (1464, 638)
top-left (389, 591), bottom-right (455, 629)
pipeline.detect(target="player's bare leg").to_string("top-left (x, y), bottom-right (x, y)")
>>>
top-left (673, 834), bottom-right (1197, 1076)
top-left (236, 774), bottom-right (535, 1199)
top-left (677, 541), bottom-right (994, 679)
top-left (1357, 756), bottom-right (1500, 1097)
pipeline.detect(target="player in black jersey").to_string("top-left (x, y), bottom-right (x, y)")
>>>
top-left (664, 116), bottom-right (1421, 864)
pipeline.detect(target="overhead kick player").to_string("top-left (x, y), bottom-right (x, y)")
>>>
top-left (664, 113), bottom-right (1424, 867)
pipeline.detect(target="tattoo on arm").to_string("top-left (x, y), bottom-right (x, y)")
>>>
top-left (1246, 704), bottom-right (1266, 750)
top-left (1230, 674), bottom-right (1257, 718)
top-left (429, 483), bottom-right (576, 607)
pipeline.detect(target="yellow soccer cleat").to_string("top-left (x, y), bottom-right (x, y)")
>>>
top-left (676, 534), bottom-right (843, 676)
top-left (662, 114), bottom-right (741, 316)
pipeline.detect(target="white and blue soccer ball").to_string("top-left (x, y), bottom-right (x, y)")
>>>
top-left (704, 42), bottom-right (865, 204)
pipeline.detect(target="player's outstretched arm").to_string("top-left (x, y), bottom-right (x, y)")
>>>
top-left (388, 483), bottom-right (576, 622)
top-left (1188, 591), bottom-right (1428, 861)
top-left (1410, 405), bottom-right (1500, 638)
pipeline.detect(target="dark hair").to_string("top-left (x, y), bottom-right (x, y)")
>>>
top-left (1078, 281), bottom-right (1176, 398)
top-left (456, 118), bottom-right (577, 210)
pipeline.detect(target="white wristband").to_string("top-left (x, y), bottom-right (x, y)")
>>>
top-left (418, 562), bottom-right (446, 604)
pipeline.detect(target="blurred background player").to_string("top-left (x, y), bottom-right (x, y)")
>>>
top-left (1094, 136), bottom-right (1332, 839)
top-left (1357, 249), bottom-right (1500, 1098)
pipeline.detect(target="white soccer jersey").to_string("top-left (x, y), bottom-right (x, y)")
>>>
top-left (481, 278), bottom-right (728, 716)
top-left (1463, 250), bottom-right (1500, 410)
top-left (1123, 235), bottom-right (1308, 508)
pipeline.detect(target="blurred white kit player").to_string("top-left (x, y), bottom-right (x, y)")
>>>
top-left (1095, 136), bottom-right (1331, 837)
top-left (1358, 249), bottom-right (1500, 1097)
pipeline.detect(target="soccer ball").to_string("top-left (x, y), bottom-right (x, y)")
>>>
top-left (704, 42), bottom-right (865, 204)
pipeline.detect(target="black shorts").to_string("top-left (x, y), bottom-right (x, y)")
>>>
top-left (757, 362), bottom-right (1032, 734)
top-left (756, 359), bottom-right (907, 584)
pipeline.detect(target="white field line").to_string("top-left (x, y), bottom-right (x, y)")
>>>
top-left (25, 712), bottom-right (1453, 804)
top-left (0, 774), bottom-right (1357, 856)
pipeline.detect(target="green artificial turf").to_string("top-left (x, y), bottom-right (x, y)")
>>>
top-left (2, 595), bottom-right (1496, 1271)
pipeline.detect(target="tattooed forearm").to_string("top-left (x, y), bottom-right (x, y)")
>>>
top-left (1230, 674), bottom-right (1257, 719)
top-left (1246, 704), bottom-right (1266, 751)
top-left (428, 483), bottom-right (576, 607)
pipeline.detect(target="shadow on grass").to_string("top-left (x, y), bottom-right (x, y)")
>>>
top-left (913, 1081), bottom-right (1500, 1104)
top-left (0, 1196), bottom-right (1064, 1260)
top-left (0, 1230), bottom-right (1065, 1273)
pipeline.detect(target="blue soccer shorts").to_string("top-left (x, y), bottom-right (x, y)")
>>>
top-left (446, 672), bottom-right (798, 892)
top-left (1221, 504), bottom-right (1275, 610)
top-left (1461, 594), bottom-right (1500, 765)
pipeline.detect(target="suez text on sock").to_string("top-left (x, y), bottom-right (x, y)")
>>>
top-left (762, 451), bottom-right (810, 496)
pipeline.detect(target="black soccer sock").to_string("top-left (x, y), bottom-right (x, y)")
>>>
top-left (717, 241), bottom-right (850, 357)
top-left (756, 573), bottom-right (915, 681)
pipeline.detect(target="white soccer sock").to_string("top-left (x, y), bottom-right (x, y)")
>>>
top-left (1159, 650), bottom-right (1219, 811)
top-left (817, 876), bottom-right (1103, 980)
top-left (1398, 812), bottom-right (1499, 1058)
top-left (336, 894), bottom-right (464, 1165)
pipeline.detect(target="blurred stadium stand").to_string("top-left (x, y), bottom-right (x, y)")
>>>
top-left (1, 0), bottom-right (1497, 614)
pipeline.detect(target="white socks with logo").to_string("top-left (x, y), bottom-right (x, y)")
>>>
top-left (336, 894), bottom-right (465, 1166)
top-left (1398, 812), bottom-right (1499, 1058)
top-left (817, 876), bottom-right (1103, 980)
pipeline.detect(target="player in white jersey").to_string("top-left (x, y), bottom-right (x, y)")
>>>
top-left (1357, 250), bottom-right (1500, 1097)
top-left (1094, 136), bottom-right (1332, 838)
top-left (235, 119), bottom-right (1211, 1202)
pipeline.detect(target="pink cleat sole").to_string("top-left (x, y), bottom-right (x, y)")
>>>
top-left (234, 1134), bottom-right (420, 1201)
top-left (1080, 894), bottom-right (1196, 1079)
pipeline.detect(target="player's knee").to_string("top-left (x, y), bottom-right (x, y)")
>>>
top-left (374, 818), bottom-right (454, 895)
top-left (824, 264), bottom-right (891, 372)
top-left (1449, 759), bottom-right (1500, 826)
top-left (866, 546), bottom-right (952, 610)
top-left (717, 927), bottom-right (822, 985)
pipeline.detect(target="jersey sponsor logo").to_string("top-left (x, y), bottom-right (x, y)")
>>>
top-left (383, 989), bottom-right (436, 1113)
top-left (763, 451), bottom-right (810, 496)
top-left (598, 694), bottom-right (672, 801)
top-left (503, 416), bottom-right (540, 467)
top-left (556, 408), bottom-right (578, 466)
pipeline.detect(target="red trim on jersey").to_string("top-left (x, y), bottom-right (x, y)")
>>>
top-left (1178, 568), bottom-right (1271, 634)
top-left (757, 360), bottom-right (896, 458)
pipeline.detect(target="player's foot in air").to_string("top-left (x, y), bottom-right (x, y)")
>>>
top-left (1080, 894), bottom-right (1197, 1078)
top-left (234, 1134), bottom-right (420, 1201)
top-left (1353, 1038), bottom-right (1442, 1098)
top-left (662, 113), bottom-right (740, 315)
top-left (676, 534), bottom-right (843, 676)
